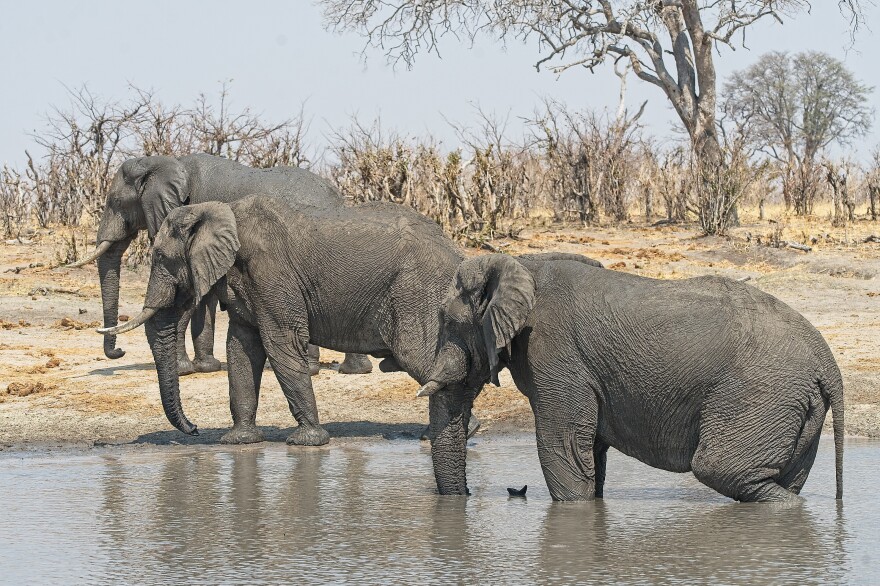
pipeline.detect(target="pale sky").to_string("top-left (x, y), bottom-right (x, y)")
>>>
top-left (0, 1), bottom-right (877, 167)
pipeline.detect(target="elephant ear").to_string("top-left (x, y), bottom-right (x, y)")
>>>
top-left (186, 203), bottom-right (240, 305)
top-left (455, 254), bottom-right (536, 385)
top-left (133, 157), bottom-right (189, 239)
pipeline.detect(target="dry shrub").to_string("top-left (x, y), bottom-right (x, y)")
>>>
top-left (0, 165), bottom-right (31, 238)
top-left (327, 114), bottom-right (534, 242)
top-left (14, 83), bottom-right (313, 240)
top-left (528, 99), bottom-right (646, 225)
top-left (867, 150), bottom-right (880, 221)
top-left (6, 84), bottom-right (874, 252)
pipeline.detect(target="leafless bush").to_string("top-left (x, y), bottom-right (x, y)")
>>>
top-left (866, 149), bottom-right (880, 221)
top-left (327, 114), bottom-right (534, 242)
top-left (825, 160), bottom-right (857, 227)
top-left (781, 159), bottom-right (825, 216)
top-left (0, 165), bottom-right (31, 238)
top-left (16, 83), bottom-right (313, 240)
top-left (528, 99), bottom-right (646, 225)
top-left (12, 84), bottom-right (871, 252)
top-left (649, 148), bottom-right (691, 223)
top-left (695, 146), bottom-right (760, 236)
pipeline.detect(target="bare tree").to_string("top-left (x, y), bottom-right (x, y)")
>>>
top-left (321, 0), bottom-right (867, 232)
top-left (723, 51), bottom-right (873, 215)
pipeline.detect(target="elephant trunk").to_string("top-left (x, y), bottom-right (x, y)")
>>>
top-left (145, 306), bottom-right (199, 436)
top-left (429, 387), bottom-right (471, 495)
top-left (97, 237), bottom-right (134, 359)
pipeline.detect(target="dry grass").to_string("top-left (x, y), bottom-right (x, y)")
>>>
top-left (1, 208), bottom-right (878, 445)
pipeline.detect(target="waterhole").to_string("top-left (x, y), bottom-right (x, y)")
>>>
top-left (0, 437), bottom-right (875, 584)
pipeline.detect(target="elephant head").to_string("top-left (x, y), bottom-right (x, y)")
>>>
top-left (97, 202), bottom-right (239, 435)
top-left (419, 254), bottom-right (535, 494)
top-left (70, 156), bottom-right (190, 359)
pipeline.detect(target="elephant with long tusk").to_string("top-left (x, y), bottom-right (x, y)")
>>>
top-left (71, 153), bottom-right (373, 377)
top-left (99, 196), bottom-right (598, 474)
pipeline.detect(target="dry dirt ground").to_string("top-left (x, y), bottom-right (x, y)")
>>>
top-left (1, 210), bottom-right (879, 450)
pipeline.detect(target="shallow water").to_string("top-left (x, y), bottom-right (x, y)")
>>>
top-left (0, 436), bottom-right (876, 585)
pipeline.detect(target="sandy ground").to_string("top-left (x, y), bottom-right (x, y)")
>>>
top-left (1, 210), bottom-right (879, 450)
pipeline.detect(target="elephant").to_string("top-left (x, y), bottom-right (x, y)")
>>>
top-left (69, 153), bottom-right (372, 376)
top-left (97, 195), bottom-right (486, 450)
top-left (417, 254), bottom-right (845, 502)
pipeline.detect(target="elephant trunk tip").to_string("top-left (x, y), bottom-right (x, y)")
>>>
top-left (104, 347), bottom-right (126, 360)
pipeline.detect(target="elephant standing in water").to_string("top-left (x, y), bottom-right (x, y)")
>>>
top-left (70, 154), bottom-right (372, 376)
top-left (98, 196), bottom-right (486, 450)
top-left (418, 254), bottom-right (844, 502)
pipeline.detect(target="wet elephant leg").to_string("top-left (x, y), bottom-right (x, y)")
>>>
top-left (176, 304), bottom-right (195, 376)
top-left (220, 318), bottom-right (267, 445)
top-left (260, 322), bottom-right (329, 446)
top-left (532, 387), bottom-right (599, 501)
top-left (191, 292), bottom-right (221, 373)
top-left (691, 384), bottom-right (803, 503)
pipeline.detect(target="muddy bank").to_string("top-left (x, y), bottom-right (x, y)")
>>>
top-left (1, 217), bottom-right (879, 448)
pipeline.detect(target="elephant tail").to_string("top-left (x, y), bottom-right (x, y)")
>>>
top-left (818, 367), bottom-right (844, 500)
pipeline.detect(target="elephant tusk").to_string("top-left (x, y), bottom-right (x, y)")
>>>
top-left (96, 307), bottom-right (158, 335)
top-left (66, 240), bottom-right (113, 268)
top-left (416, 380), bottom-right (443, 398)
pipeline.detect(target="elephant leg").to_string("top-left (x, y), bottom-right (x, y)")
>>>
top-left (691, 385), bottom-right (804, 503)
top-left (308, 344), bottom-right (320, 376)
top-left (176, 304), bottom-right (196, 376)
top-left (220, 319), bottom-right (267, 445)
top-left (594, 439), bottom-right (609, 499)
top-left (338, 353), bottom-right (373, 374)
top-left (532, 388), bottom-right (599, 501)
top-left (261, 323), bottom-right (329, 447)
top-left (191, 293), bottom-right (222, 373)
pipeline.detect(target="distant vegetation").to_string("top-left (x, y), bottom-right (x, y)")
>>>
top-left (0, 72), bottom-right (877, 261)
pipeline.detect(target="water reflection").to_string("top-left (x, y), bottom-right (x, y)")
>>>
top-left (0, 438), bottom-right (872, 584)
top-left (534, 501), bottom-right (845, 584)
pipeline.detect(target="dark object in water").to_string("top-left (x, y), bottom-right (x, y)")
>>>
top-left (507, 485), bottom-right (527, 497)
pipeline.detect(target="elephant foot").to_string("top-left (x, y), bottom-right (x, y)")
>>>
top-left (309, 360), bottom-right (320, 377)
top-left (193, 356), bottom-right (222, 373)
top-left (178, 356), bottom-right (196, 377)
top-left (220, 425), bottom-right (265, 445)
top-left (286, 424), bottom-right (330, 446)
top-left (339, 353), bottom-right (373, 375)
top-left (421, 414), bottom-right (482, 441)
top-left (379, 356), bottom-right (403, 373)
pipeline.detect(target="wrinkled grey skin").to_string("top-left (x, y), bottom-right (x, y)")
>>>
top-left (421, 254), bottom-right (845, 502)
top-left (78, 154), bottom-right (371, 376)
top-left (105, 196), bottom-right (482, 465)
